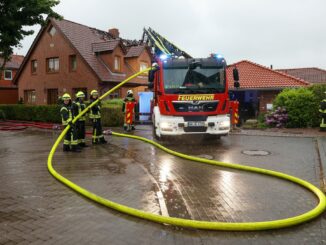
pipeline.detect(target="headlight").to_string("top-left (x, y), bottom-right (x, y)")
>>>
top-left (160, 122), bottom-right (173, 131)
top-left (219, 120), bottom-right (230, 128)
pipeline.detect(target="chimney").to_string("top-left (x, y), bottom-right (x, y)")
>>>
top-left (270, 64), bottom-right (273, 70)
top-left (108, 28), bottom-right (119, 38)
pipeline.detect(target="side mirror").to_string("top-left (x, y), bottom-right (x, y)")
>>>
top-left (148, 82), bottom-right (154, 89)
top-left (233, 68), bottom-right (239, 82)
top-left (148, 70), bottom-right (155, 83)
top-left (234, 81), bottom-right (240, 88)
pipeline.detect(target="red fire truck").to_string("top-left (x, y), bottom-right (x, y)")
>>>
top-left (142, 28), bottom-right (240, 139)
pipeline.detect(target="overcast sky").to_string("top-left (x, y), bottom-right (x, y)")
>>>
top-left (14, 0), bottom-right (326, 69)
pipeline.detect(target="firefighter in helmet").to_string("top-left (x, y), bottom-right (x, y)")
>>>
top-left (89, 90), bottom-right (107, 144)
top-left (122, 89), bottom-right (137, 131)
top-left (74, 91), bottom-right (88, 147)
top-left (60, 93), bottom-right (80, 152)
top-left (319, 91), bottom-right (326, 131)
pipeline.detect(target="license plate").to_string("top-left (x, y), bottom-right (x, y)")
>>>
top-left (188, 121), bottom-right (205, 127)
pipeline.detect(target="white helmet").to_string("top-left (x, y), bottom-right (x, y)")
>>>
top-left (127, 89), bottom-right (133, 96)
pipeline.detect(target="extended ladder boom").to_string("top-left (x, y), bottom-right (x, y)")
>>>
top-left (142, 27), bottom-right (192, 59)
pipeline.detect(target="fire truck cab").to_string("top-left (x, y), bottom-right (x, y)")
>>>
top-left (149, 55), bottom-right (239, 138)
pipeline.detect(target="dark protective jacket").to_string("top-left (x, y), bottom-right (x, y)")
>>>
top-left (89, 98), bottom-right (101, 119)
top-left (74, 98), bottom-right (87, 121)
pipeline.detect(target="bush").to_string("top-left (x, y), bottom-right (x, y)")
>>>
top-left (273, 88), bottom-right (318, 127)
top-left (0, 104), bottom-right (124, 127)
top-left (101, 99), bottom-right (124, 107)
top-left (265, 107), bottom-right (288, 128)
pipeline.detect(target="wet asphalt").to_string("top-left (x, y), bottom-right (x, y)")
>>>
top-left (0, 126), bottom-right (325, 244)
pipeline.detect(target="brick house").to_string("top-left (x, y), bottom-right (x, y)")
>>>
top-left (14, 18), bottom-right (152, 105)
top-left (227, 60), bottom-right (309, 120)
top-left (0, 55), bottom-right (24, 104)
top-left (276, 67), bottom-right (326, 85)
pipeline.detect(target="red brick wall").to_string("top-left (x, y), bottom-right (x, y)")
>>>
top-left (17, 24), bottom-right (100, 104)
top-left (259, 90), bottom-right (280, 112)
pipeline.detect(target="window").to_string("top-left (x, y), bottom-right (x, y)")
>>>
top-left (46, 57), bottom-right (59, 73)
top-left (140, 62), bottom-right (148, 72)
top-left (24, 90), bottom-right (36, 104)
top-left (114, 56), bottom-right (121, 71)
top-left (69, 55), bottom-right (77, 72)
top-left (4, 70), bottom-right (12, 80)
top-left (31, 60), bottom-right (37, 74)
top-left (47, 89), bottom-right (58, 105)
top-left (48, 26), bottom-right (56, 36)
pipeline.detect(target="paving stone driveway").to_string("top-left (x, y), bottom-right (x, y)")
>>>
top-left (0, 127), bottom-right (325, 244)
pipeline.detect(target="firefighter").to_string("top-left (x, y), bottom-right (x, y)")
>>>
top-left (74, 91), bottom-right (88, 147)
top-left (122, 89), bottom-right (137, 131)
top-left (60, 93), bottom-right (80, 152)
top-left (319, 92), bottom-right (326, 131)
top-left (89, 90), bottom-right (107, 144)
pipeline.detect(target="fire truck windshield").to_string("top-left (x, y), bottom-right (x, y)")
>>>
top-left (163, 67), bottom-right (225, 94)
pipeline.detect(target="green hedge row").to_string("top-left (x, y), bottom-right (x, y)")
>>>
top-left (0, 104), bottom-right (124, 127)
top-left (273, 84), bottom-right (326, 128)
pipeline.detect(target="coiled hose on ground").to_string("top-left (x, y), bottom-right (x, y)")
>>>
top-left (47, 68), bottom-right (326, 231)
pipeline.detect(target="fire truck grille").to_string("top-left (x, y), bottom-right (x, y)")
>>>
top-left (184, 127), bottom-right (207, 133)
top-left (172, 101), bottom-right (218, 112)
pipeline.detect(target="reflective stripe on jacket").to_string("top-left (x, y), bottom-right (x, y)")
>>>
top-left (75, 100), bottom-right (86, 121)
top-left (60, 106), bottom-right (72, 126)
top-left (89, 100), bottom-right (101, 119)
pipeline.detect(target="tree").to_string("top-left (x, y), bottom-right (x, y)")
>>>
top-left (0, 0), bottom-right (61, 79)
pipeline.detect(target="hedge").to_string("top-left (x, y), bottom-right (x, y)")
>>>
top-left (273, 85), bottom-right (326, 128)
top-left (0, 104), bottom-right (124, 127)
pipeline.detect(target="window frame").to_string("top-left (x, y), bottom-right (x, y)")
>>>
top-left (140, 61), bottom-right (148, 73)
top-left (24, 90), bottom-right (36, 104)
top-left (4, 70), bottom-right (12, 80)
top-left (69, 55), bottom-right (77, 72)
top-left (114, 56), bottom-right (121, 72)
top-left (31, 60), bottom-right (38, 74)
top-left (46, 57), bottom-right (59, 73)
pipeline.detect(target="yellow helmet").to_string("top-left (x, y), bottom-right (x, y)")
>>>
top-left (76, 91), bottom-right (85, 98)
top-left (62, 93), bottom-right (71, 100)
top-left (90, 90), bottom-right (98, 96)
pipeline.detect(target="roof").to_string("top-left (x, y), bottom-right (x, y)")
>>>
top-left (227, 60), bottom-right (309, 90)
top-left (0, 55), bottom-right (24, 69)
top-left (125, 45), bottom-right (146, 58)
top-left (92, 40), bottom-right (120, 53)
top-left (14, 18), bottom-right (148, 84)
top-left (276, 68), bottom-right (326, 85)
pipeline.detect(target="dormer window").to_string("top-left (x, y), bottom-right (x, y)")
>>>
top-left (48, 26), bottom-right (56, 36)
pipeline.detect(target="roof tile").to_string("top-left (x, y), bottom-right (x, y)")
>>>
top-left (227, 60), bottom-right (309, 89)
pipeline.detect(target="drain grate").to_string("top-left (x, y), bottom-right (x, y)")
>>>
top-left (242, 150), bottom-right (270, 156)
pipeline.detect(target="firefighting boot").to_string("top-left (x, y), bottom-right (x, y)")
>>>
top-left (99, 137), bottom-right (107, 144)
top-left (63, 144), bottom-right (70, 152)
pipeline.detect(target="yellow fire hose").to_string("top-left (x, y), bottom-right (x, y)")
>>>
top-left (47, 68), bottom-right (326, 231)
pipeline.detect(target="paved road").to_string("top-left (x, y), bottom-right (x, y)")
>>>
top-left (0, 127), bottom-right (325, 244)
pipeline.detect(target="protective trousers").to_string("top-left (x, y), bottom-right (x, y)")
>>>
top-left (92, 118), bottom-right (105, 143)
top-left (63, 125), bottom-right (78, 150)
top-left (76, 121), bottom-right (86, 145)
